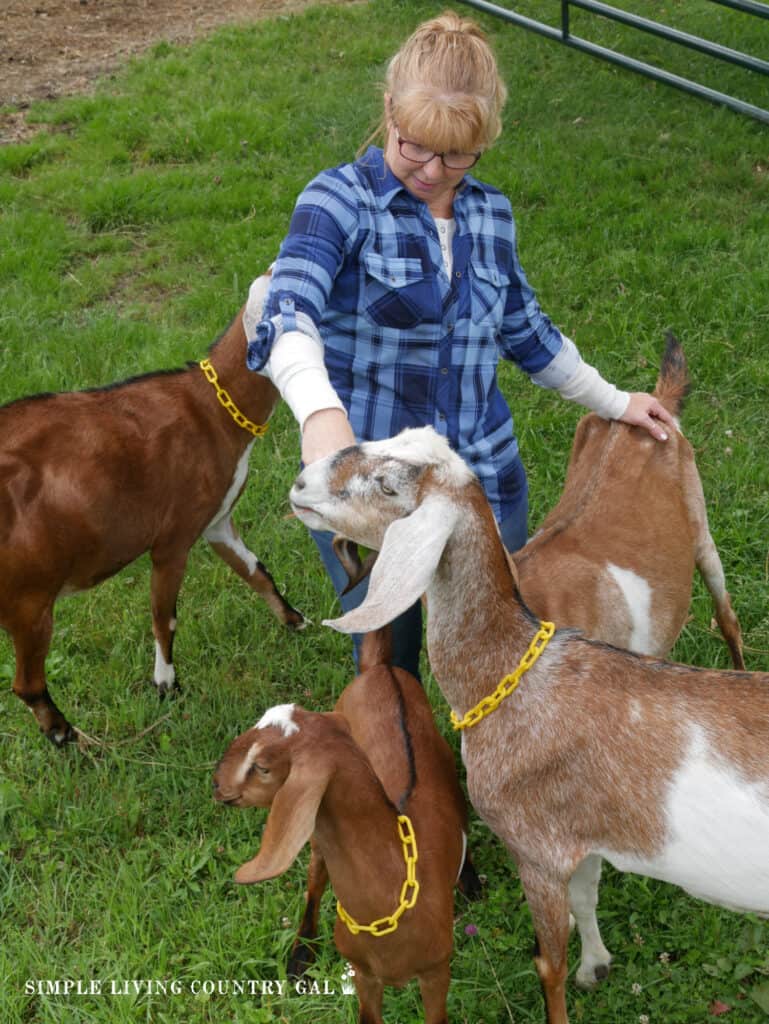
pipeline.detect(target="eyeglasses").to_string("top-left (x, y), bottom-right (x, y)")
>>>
top-left (394, 127), bottom-right (481, 171)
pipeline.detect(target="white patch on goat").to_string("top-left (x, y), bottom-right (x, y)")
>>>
top-left (629, 699), bottom-right (643, 725)
top-left (153, 642), bottom-right (176, 690)
top-left (204, 514), bottom-right (259, 575)
top-left (237, 739), bottom-right (264, 785)
top-left (606, 564), bottom-right (653, 654)
top-left (599, 724), bottom-right (769, 914)
top-left (256, 704), bottom-right (299, 737)
top-left (204, 442), bottom-right (255, 533)
top-left (362, 427), bottom-right (473, 488)
top-left (455, 830), bottom-right (468, 886)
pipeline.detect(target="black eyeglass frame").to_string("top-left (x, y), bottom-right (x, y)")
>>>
top-left (393, 127), bottom-right (482, 171)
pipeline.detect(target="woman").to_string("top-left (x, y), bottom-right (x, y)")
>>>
top-left (244, 11), bottom-right (674, 676)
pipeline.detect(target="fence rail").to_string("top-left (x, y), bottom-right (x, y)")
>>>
top-left (458, 0), bottom-right (769, 124)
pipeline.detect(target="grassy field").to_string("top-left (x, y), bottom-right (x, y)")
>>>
top-left (1, 0), bottom-right (768, 1021)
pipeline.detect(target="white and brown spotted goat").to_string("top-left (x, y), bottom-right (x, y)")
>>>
top-left (0, 272), bottom-right (302, 746)
top-left (213, 624), bottom-right (476, 1024)
top-left (289, 426), bottom-right (768, 1024)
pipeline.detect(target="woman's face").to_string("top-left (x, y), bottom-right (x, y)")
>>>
top-left (384, 120), bottom-right (469, 218)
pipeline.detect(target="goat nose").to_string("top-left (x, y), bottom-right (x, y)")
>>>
top-left (293, 476), bottom-right (306, 491)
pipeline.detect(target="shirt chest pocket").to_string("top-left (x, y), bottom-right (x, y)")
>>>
top-left (469, 262), bottom-right (509, 326)
top-left (362, 252), bottom-right (431, 329)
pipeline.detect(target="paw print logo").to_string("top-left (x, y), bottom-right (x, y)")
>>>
top-left (341, 963), bottom-right (356, 996)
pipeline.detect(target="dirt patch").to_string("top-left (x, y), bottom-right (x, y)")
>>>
top-left (1, 0), bottom-right (359, 143)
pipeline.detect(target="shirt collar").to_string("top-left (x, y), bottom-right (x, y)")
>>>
top-left (354, 146), bottom-right (488, 214)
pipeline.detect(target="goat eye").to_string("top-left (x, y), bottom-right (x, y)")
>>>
top-left (377, 476), bottom-right (397, 497)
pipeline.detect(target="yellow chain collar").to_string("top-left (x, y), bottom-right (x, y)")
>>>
top-left (450, 621), bottom-right (555, 731)
top-left (336, 814), bottom-right (419, 937)
top-left (199, 359), bottom-right (269, 438)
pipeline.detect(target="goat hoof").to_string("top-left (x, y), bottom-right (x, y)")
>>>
top-left (287, 942), bottom-right (316, 980)
top-left (45, 723), bottom-right (77, 747)
top-left (156, 681), bottom-right (181, 701)
top-left (575, 960), bottom-right (611, 989)
top-left (284, 609), bottom-right (307, 630)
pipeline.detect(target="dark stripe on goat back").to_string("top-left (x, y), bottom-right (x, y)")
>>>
top-left (0, 366), bottom-right (190, 414)
top-left (654, 331), bottom-right (690, 416)
top-left (386, 667), bottom-right (417, 814)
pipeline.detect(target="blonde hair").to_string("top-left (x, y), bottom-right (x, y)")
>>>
top-left (360, 11), bottom-right (507, 158)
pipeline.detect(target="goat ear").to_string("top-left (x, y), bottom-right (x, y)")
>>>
top-left (234, 756), bottom-right (330, 885)
top-left (324, 495), bottom-right (458, 634)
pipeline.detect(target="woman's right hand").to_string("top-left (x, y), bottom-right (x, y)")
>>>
top-left (301, 408), bottom-right (357, 465)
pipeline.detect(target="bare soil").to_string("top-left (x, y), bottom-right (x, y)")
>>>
top-left (1, 0), bottom-right (358, 143)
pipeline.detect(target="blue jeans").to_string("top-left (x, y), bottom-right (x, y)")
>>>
top-left (311, 464), bottom-right (528, 681)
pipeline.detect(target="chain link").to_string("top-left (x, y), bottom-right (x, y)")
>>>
top-left (199, 359), bottom-right (269, 438)
top-left (450, 621), bottom-right (555, 731)
top-left (337, 814), bottom-right (420, 937)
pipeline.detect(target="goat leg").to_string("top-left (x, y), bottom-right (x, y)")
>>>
top-left (457, 848), bottom-right (484, 901)
top-left (519, 862), bottom-right (571, 1024)
top-left (568, 853), bottom-right (612, 988)
top-left (11, 606), bottom-right (75, 746)
top-left (351, 966), bottom-right (385, 1024)
top-left (416, 961), bottom-right (451, 1024)
top-left (150, 552), bottom-right (189, 696)
top-left (204, 515), bottom-right (304, 628)
top-left (287, 841), bottom-right (328, 979)
top-left (685, 460), bottom-right (745, 669)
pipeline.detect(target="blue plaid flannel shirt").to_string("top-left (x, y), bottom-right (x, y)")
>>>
top-left (249, 147), bottom-right (567, 522)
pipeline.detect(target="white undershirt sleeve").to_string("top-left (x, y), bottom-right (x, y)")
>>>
top-left (263, 330), bottom-right (345, 431)
top-left (530, 335), bottom-right (630, 420)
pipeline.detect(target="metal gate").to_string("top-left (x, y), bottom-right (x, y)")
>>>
top-left (457, 0), bottom-right (769, 124)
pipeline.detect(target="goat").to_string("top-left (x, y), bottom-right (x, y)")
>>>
top-left (288, 426), bottom-right (769, 1024)
top-left (322, 335), bottom-right (744, 987)
top-left (0, 272), bottom-right (303, 746)
top-left (213, 623), bottom-right (474, 1024)
top-left (512, 333), bottom-right (743, 668)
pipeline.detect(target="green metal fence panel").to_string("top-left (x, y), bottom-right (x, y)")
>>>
top-left (458, 0), bottom-right (769, 124)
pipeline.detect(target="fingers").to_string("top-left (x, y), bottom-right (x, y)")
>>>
top-left (621, 393), bottom-right (674, 442)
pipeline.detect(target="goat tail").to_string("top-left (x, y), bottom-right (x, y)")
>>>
top-left (654, 331), bottom-right (691, 416)
top-left (358, 625), bottom-right (393, 673)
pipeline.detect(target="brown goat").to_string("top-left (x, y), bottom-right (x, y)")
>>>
top-left (513, 334), bottom-right (743, 668)
top-left (213, 626), bottom-right (473, 1024)
top-left (0, 274), bottom-right (303, 745)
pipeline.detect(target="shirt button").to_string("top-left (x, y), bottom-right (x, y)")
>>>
top-left (455, 271), bottom-right (462, 278)
top-left (446, 323), bottom-right (454, 332)
top-left (440, 367), bottom-right (448, 375)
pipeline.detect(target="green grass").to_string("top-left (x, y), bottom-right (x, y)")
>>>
top-left (1, 0), bottom-right (768, 1021)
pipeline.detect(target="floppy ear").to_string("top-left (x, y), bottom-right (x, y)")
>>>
top-left (234, 755), bottom-right (332, 884)
top-left (324, 495), bottom-right (458, 634)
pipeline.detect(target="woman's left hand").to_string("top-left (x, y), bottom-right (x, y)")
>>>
top-left (619, 392), bottom-right (677, 442)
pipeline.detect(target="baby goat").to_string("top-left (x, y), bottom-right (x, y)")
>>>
top-left (513, 333), bottom-right (743, 668)
top-left (213, 625), bottom-right (472, 1024)
top-left (289, 427), bottom-right (769, 1024)
top-left (0, 272), bottom-right (302, 746)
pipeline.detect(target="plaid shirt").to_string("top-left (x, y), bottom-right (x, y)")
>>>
top-left (251, 147), bottom-right (566, 521)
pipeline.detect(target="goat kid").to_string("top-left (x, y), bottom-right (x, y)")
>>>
top-left (289, 426), bottom-right (769, 1024)
top-left (0, 272), bottom-right (302, 746)
top-left (512, 333), bottom-right (743, 668)
top-left (213, 625), bottom-right (472, 1024)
